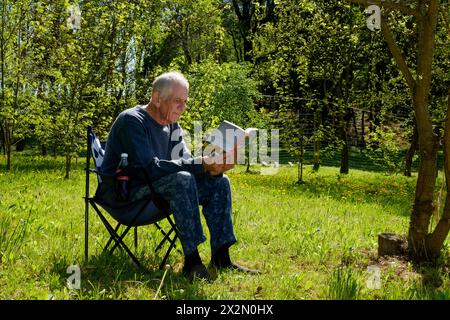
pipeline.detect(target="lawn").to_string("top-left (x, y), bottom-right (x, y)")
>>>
top-left (0, 155), bottom-right (449, 300)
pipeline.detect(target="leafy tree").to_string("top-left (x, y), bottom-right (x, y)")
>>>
top-left (229, 0), bottom-right (275, 61)
top-left (347, 0), bottom-right (450, 261)
top-left (32, 0), bottom-right (156, 178)
top-left (0, 0), bottom-right (34, 170)
top-left (253, 0), bottom-right (378, 179)
top-left (183, 59), bottom-right (261, 134)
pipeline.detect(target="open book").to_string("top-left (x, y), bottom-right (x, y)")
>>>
top-left (205, 120), bottom-right (258, 153)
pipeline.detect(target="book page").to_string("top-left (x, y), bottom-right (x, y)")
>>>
top-left (206, 121), bottom-right (251, 153)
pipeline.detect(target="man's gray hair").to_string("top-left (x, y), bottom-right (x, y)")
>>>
top-left (152, 71), bottom-right (189, 101)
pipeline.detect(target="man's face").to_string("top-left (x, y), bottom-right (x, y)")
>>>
top-left (158, 83), bottom-right (188, 124)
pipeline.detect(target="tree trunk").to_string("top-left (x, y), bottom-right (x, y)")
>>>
top-left (243, 37), bottom-right (252, 62)
top-left (182, 38), bottom-right (192, 65)
top-left (232, 0), bottom-right (253, 62)
top-left (15, 139), bottom-right (25, 151)
top-left (425, 88), bottom-right (450, 257)
top-left (0, 1), bottom-right (6, 166)
top-left (368, 101), bottom-right (381, 150)
top-left (404, 124), bottom-right (418, 177)
top-left (230, 30), bottom-right (242, 62)
top-left (2, 120), bottom-right (12, 171)
top-left (352, 109), bottom-right (358, 146)
top-left (6, 138), bottom-right (10, 170)
top-left (65, 154), bottom-right (71, 180)
top-left (407, 1), bottom-right (440, 260)
top-left (0, 122), bottom-right (4, 155)
top-left (360, 110), bottom-right (366, 148)
top-left (408, 136), bottom-right (438, 259)
top-left (340, 131), bottom-right (349, 174)
top-left (346, 0), bottom-right (445, 262)
top-left (313, 108), bottom-right (321, 172)
top-left (5, 124), bottom-right (11, 171)
top-left (372, 0), bottom-right (442, 260)
top-left (340, 110), bottom-right (349, 174)
top-left (297, 108), bottom-right (305, 183)
top-left (41, 144), bottom-right (47, 156)
top-left (297, 155), bottom-right (303, 184)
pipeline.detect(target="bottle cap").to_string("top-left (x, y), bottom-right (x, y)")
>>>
top-left (121, 153), bottom-right (128, 158)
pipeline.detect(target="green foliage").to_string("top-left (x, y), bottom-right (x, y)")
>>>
top-left (183, 59), bottom-right (261, 134)
top-left (161, 0), bottom-right (226, 65)
top-left (253, 0), bottom-right (380, 176)
top-left (211, 63), bottom-right (261, 126)
top-left (0, 0), bottom-right (245, 176)
top-left (366, 126), bottom-right (405, 174)
top-left (0, 0), bottom-right (448, 182)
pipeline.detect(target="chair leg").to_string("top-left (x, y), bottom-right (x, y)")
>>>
top-left (159, 234), bottom-right (178, 270)
top-left (155, 228), bottom-right (175, 252)
top-left (84, 198), bottom-right (89, 262)
top-left (89, 198), bottom-right (180, 270)
top-left (103, 222), bottom-right (122, 253)
top-left (109, 225), bottom-right (133, 254)
top-left (108, 224), bottom-right (141, 268)
top-left (91, 202), bottom-right (142, 267)
top-left (153, 215), bottom-right (179, 269)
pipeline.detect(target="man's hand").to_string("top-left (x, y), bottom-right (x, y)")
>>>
top-left (202, 148), bottom-right (237, 176)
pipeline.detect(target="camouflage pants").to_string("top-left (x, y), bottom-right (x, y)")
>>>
top-left (152, 171), bottom-right (237, 256)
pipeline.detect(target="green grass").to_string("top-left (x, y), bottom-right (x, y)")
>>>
top-left (0, 155), bottom-right (449, 300)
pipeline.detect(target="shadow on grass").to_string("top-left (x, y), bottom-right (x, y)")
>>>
top-left (295, 177), bottom-right (415, 217)
top-left (48, 251), bottom-right (209, 300)
top-left (408, 252), bottom-right (450, 300)
top-left (237, 169), bottom-right (417, 217)
top-left (0, 155), bottom-right (84, 173)
top-left (284, 147), bottom-right (445, 175)
top-left (362, 249), bottom-right (450, 300)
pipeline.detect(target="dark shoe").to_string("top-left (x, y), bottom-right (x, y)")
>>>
top-left (214, 262), bottom-right (261, 275)
top-left (183, 263), bottom-right (212, 282)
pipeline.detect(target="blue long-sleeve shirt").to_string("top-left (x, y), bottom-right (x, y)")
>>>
top-left (100, 105), bottom-right (203, 179)
top-left (96, 105), bottom-right (204, 208)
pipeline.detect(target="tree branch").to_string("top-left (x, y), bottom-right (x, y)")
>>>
top-left (346, 0), bottom-right (420, 18)
top-left (345, 0), bottom-right (419, 91)
top-left (441, 2), bottom-right (450, 38)
top-left (427, 88), bottom-right (450, 254)
top-left (232, 0), bottom-right (243, 22)
top-left (380, 16), bottom-right (416, 92)
top-left (445, 88), bottom-right (450, 192)
top-left (260, 0), bottom-right (275, 25)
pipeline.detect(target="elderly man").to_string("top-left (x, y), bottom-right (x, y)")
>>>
top-left (96, 71), bottom-right (259, 281)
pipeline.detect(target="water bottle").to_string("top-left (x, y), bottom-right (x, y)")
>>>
top-left (115, 153), bottom-right (130, 202)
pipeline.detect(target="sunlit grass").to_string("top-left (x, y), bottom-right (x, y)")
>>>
top-left (0, 155), bottom-right (449, 300)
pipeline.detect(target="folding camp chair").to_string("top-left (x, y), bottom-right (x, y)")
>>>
top-left (84, 126), bottom-right (179, 269)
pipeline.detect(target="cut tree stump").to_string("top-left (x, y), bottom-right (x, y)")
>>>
top-left (378, 233), bottom-right (407, 257)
